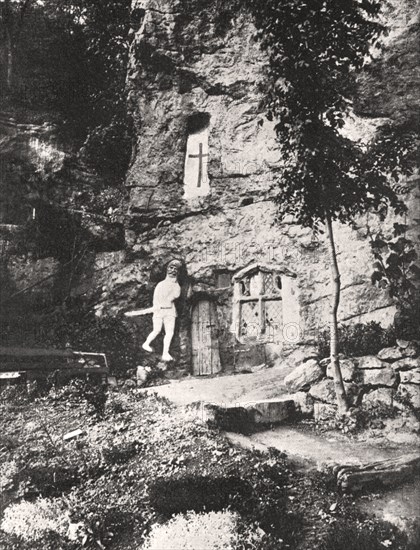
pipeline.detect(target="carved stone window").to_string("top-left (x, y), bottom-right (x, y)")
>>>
top-left (231, 263), bottom-right (298, 344)
top-left (184, 113), bottom-right (210, 199)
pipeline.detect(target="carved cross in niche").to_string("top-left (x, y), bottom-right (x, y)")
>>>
top-left (184, 113), bottom-right (211, 199)
top-left (188, 143), bottom-right (209, 188)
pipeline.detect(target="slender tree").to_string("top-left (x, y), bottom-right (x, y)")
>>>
top-left (0, 0), bottom-right (35, 90)
top-left (248, 0), bottom-right (413, 413)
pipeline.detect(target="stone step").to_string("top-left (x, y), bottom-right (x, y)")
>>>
top-left (205, 398), bottom-right (296, 434)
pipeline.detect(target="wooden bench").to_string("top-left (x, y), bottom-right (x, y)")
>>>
top-left (0, 346), bottom-right (109, 388)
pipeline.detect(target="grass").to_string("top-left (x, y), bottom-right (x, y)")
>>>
top-left (0, 386), bottom-right (415, 549)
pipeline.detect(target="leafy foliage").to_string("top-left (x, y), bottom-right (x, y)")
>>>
top-left (370, 223), bottom-right (419, 303)
top-left (320, 519), bottom-right (400, 550)
top-left (149, 475), bottom-right (251, 516)
top-left (62, 311), bottom-right (142, 376)
top-left (0, 0), bottom-right (133, 181)
top-left (247, 0), bottom-right (412, 229)
top-left (317, 321), bottom-right (396, 359)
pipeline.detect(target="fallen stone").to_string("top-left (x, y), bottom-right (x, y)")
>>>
top-left (402, 343), bottom-right (419, 358)
top-left (205, 399), bottom-right (296, 433)
top-left (314, 402), bottom-right (337, 422)
top-left (247, 363), bottom-right (268, 373)
top-left (248, 399), bottom-right (296, 425)
top-left (334, 453), bottom-right (420, 492)
top-left (283, 346), bottom-right (319, 367)
top-left (377, 347), bottom-right (404, 361)
top-left (284, 359), bottom-right (323, 392)
top-left (309, 379), bottom-right (336, 404)
top-left (326, 359), bottom-right (357, 382)
top-left (397, 384), bottom-right (420, 409)
top-left (361, 367), bottom-right (396, 387)
top-left (385, 430), bottom-right (420, 445)
top-left (400, 369), bottom-right (420, 385)
top-left (63, 429), bottom-right (86, 442)
top-left (157, 361), bottom-right (168, 372)
top-left (288, 391), bottom-right (314, 416)
top-left (397, 339), bottom-right (410, 349)
top-left (136, 365), bottom-right (151, 385)
top-left (391, 357), bottom-right (420, 371)
top-left (0, 372), bottom-right (21, 380)
top-left (356, 356), bottom-right (385, 370)
top-left (123, 379), bottom-right (137, 389)
top-left (205, 404), bottom-right (254, 434)
top-left (319, 357), bottom-right (329, 369)
top-left (362, 388), bottom-right (394, 408)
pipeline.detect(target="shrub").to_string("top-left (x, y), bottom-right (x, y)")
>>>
top-left (318, 322), bottom-right (396, 359)
top-left (55, 379), bottom-right (108, 417)
top-left (67, 497), bottom-right (133, 549)
top-left (106, 392), bottom-right (133, 415)
top-left (149, 475), bottom-right (251, 517)
top-left (320, 520), bottom-right (399, 550)
top-left (142, 510), bottom-right (240, 550)
top-left (1, 498), bottom-right (69, 542)
top-left (101, 441), bottom-right (141, 465)
top-left (19, 465), bottom-right (80, 498)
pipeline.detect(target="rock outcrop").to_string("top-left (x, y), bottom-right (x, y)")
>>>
top-left (284, 340), bottom-right (420, 442)
top-left (0, 0), bottom-right (418, 375)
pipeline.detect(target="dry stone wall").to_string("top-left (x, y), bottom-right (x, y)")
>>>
top-left (284, 340), bottom-right (420, 443)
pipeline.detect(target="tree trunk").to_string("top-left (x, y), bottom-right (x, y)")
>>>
top-left (325, 213), bottom-right (348, 414)
top-left (3, 0), bottom-right (13, 92)
top-left (5, 30), bottom-right (13, 91)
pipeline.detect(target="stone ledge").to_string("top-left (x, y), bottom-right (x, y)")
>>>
top-left (205, 398), bottom-right (296, 433)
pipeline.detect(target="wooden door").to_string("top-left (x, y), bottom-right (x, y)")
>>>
top-left (191, 300), bottom-right (221, 375)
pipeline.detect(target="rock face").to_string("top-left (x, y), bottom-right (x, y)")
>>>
top-left (309, 379), bottom-right (336, 404)
top-left (363, 388), bottom-right (395, 408)
top-left (0, 0), bottom-right (418, 376)
top-left (326, 359), bottom-right (356, 382)
top-left (97, 0), bottom-right (419, 374)
top-left (361, 367), bottom-right (396, 388)
top-left (377, 347), bottom-right (404, 362)
top-left (357, 356), bottom-right (385, 370)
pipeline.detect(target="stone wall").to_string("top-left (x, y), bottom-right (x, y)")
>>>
top-left (284, 340), bottom-right (420, 443)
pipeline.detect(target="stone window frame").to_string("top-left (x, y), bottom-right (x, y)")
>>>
top-left (231, 262), bottom-right (296, 344)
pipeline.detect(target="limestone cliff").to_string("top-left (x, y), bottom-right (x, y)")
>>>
top-left (86, 0), bottom-right (418, 370)
top-left (0, 0), bottom-right (418, 373)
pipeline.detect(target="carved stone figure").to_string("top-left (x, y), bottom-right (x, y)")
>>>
top-left (125, 260), bottom-right (182, 361)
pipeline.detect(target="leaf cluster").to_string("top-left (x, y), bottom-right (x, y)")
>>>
top-left (370, 223), bottom-right (420, 309)
top-left (1, 0), bottom-right (133, 181)
top-left (248, 0), bottom-right (413, 228)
